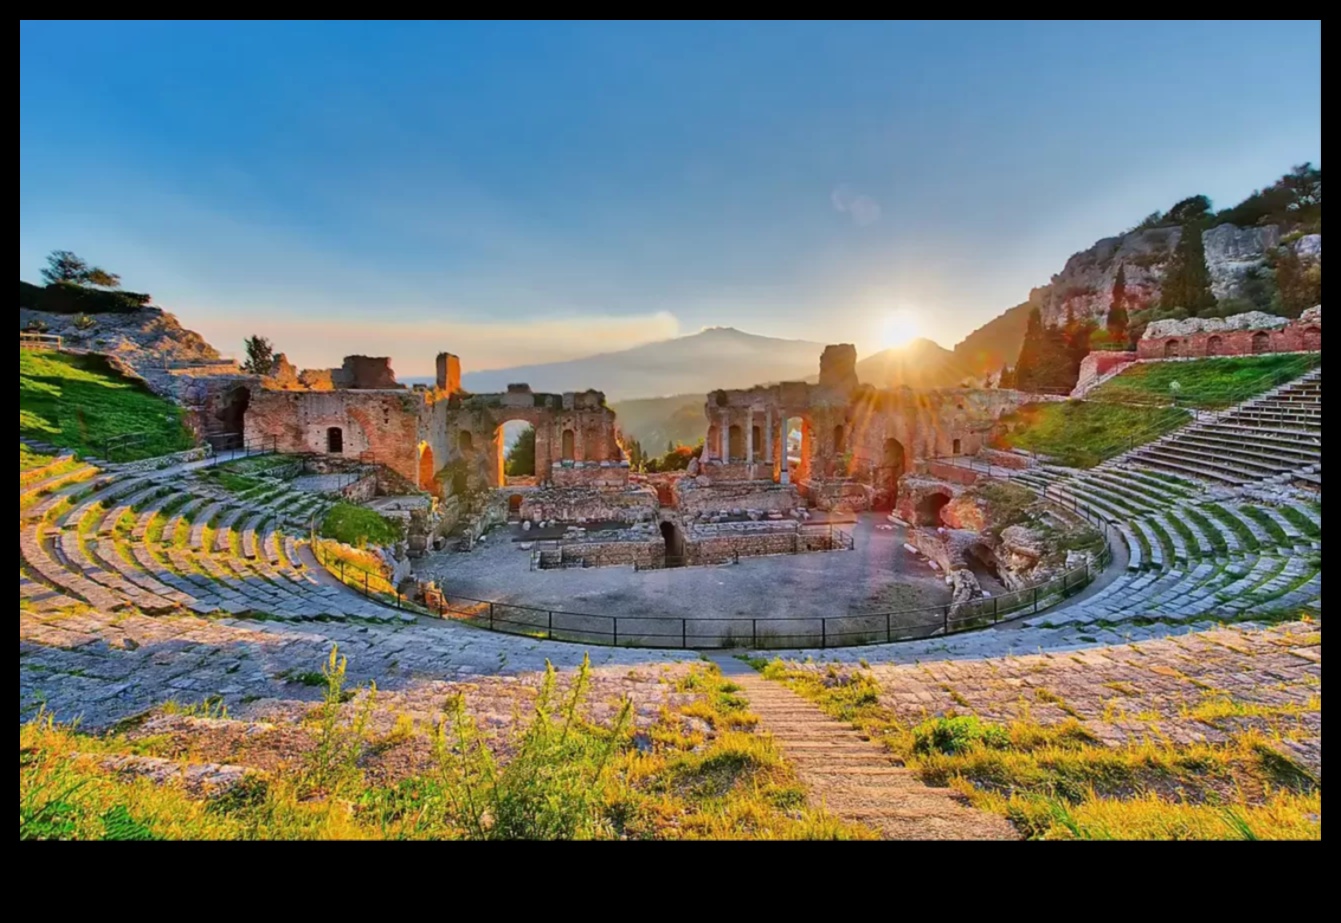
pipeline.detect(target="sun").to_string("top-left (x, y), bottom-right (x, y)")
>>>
top-left (879, 309), bottom-right (922, 349)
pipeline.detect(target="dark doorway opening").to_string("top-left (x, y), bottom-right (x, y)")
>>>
top-left (660, 521), bottom-right (685, 566)
top-left (507, 493), bottom-right (524, 520)
top-left (326, 426), bottom-right (344, 454)
top-left (916, 492), bottom-right (951, 526)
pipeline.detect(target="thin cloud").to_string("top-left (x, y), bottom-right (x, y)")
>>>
top-left (188, 310), bottom-right (682, 376)
top-left (831, 184), bottom-right (882, 227)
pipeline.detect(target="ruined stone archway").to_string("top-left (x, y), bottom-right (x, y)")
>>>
top-left (1206, 335), bottom-right (1223, 357)
top-left (418, 443), bottom-right (436, 492)
top-left (500, 420), bottom-right (536, 483)
top-left (728, 425), bottom-right (744, 461)
top-left (458, 430), bottom-right (474, 453)
top-left (326, 426), bottom-right (344, 454)
top-left (782, 416), bottom-right (811, 483)
top-left (507, 494), bottom-right (524, 519)
top-left (561, 428), bottom-right (576, 461)
top-left (916, 491), bottom-right (952, 526)
top-left (1303, 327), bottom-right (1321, 351)
top-left (1164, 339), bottom-right (1180, 358)
top-left (1251, 331), bottom-right (1270, 354)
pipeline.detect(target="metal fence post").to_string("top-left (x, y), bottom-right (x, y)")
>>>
top-left (489, 602), bottom-right (494, 631)
top-left (821, 619), bottom-right (826, 649)
top-left (547, 610), bottom-right (553, 640)
top-left (682, 619), bottom-right (687, 649)
top-left (886, 612), bottom-right (891, 643)
top-left (943, 606), bottom-right (949, 634)
top-left (613, 618), bottom-right (619, 646)
top-left (752, 619), bottom-right (757, 648)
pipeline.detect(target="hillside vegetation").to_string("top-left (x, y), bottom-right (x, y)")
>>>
top-left (19, 350), bottom-right (194, 461)
top-left (1089, 354), bottom-right (1320, 410)
top-left (994, 402), bottom-right (1190, 468)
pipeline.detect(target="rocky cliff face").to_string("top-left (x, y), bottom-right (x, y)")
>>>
top-left (1036, 223), bottom-right (1321, 327)
top-left (20, 306), bottom-right (225, 367)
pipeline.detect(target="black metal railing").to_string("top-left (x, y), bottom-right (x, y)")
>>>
top-left (308, 523), bottom-right (1109, 650)
top-left (205, 434), bottom-right (280, 463)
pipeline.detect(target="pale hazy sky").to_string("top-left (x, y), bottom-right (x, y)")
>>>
top-left (20, 21), bottom-right (1321, 375)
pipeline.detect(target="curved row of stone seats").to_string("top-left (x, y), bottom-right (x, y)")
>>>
top-left (1118, 368), bottom-right (1322, 486)
top-left (18, 463), bottom-right (410, 625)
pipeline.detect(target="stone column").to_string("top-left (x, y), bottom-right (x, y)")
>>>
top-left (764, 408), bottom-right (773, 463)
top-left (745, 408), bottom-right (754, 464)
top-left (720, 411), bottom-right (729, 462)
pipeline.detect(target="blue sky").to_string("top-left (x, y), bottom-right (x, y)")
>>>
top-left (20, 20), bottom-right (1321, 375)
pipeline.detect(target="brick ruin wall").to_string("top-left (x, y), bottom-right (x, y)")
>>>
top-left (517, 487), bottom-right (659, 524)
top-left (244, 389), bottom-right (425, 488)
top-left (675, 480), bottom-right (799, 514)
top-left (1137, 309), bottom-right (1321, 360)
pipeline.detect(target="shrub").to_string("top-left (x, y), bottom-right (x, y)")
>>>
top-left (19, 279), bottom-right (152, 315)
top-left (73, 313), bottom-right (96, 331)
top-left (911, 716), bottom-right (1011, 756)
top-left (433, 655), bottom-right (633, 840)
top-left (320, 501), bottom-right (405, 548)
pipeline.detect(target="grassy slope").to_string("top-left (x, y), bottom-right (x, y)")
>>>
top-left (20, 350), bottom-right (195, 461)
top-left (995, 401), bottom-right (1190, 468)
top-left (19, 656), bottom-right (869, 841)
top-left (761, 659), bottom-right (1320, 841)
top-left (1090, 353), bottom-right (1320, 410)
top-left (320, 501), bottom-right (405, 547)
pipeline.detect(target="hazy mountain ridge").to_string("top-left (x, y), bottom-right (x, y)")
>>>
top-left (459, 327), bottom-right (825, 401)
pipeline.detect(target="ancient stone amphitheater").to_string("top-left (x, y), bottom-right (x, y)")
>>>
top-left (18, 338), bottom-right (1322, 839)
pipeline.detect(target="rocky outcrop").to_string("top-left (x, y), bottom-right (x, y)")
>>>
top-left (19, 306), bottom-right (225, 367)
top-left (1037, 222), bottom-right (1319, 328)
top-left (1038, 226), bottom-right (1179, 326)
top-left (1143, 310), bottom-right (1288, 340)
top-left (1203, 224), bottom-right (1282, 301)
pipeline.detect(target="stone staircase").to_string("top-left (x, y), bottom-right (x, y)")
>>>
top-left (1113, 368), bottom-right (1322, 486)
top-left (19, 461), bottom-right (414, 625)
top-left (1010, 464), bottom-right (1320, 633)
top-left (712, 656), bottom-right (1016, 840)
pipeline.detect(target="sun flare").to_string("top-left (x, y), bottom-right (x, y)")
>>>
top-left (879, 309), bottom-right (922, 349)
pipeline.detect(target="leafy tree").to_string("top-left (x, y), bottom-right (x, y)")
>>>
top-left (1107, 263), bottom-right (1130, 344)
top-left (1014, 307), bottom-right (1077, 393)
top-left (504, 427), bottom-right (536, 476)
top-left (1269, 246), bottom-right (1322, 318)
top-left (40, 250), bottom-right (122, 289)
top-left (1214, 163), bottom-right (1322, 231)
top-left (242, 335), bottom-right (278, 375)
top-left (997, 363), bottom-right (1015, 389)
top-left (1165, 195), bottom-right (1212, 226)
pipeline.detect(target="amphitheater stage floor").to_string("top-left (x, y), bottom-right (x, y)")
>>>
top-left (415, 513), bottom-right (958, 639)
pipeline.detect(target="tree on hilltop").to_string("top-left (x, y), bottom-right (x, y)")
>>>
top-left (242, 335), bottom-right (278, 375)
top-left (40, 250), bottom-right (122, 289)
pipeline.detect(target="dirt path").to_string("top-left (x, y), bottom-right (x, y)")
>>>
top-left (711, 655), bottom-right (1017, 840)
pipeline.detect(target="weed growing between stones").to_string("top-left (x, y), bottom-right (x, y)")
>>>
top-left (760, 654), bottom-right (1320, 840)
top-left (18, 650), bottom-right (870, 840)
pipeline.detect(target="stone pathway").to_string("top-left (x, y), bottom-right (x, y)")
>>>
top-left (710, 655), bottom-right (1016, 840)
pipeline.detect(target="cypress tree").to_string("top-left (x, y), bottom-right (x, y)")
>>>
top-left (1107, 263), bottom-right (1130, 343)
top-left (1163, 223), bottom-right (1217, 315)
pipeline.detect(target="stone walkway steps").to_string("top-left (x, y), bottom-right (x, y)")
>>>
top-left (711, 657), bottom-right (1016, 840)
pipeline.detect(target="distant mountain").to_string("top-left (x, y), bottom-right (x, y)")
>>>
top-left (856, 338), bottom-right (976, 389)
top-left (949, 302), bottom-right (1033, 378)
top-left (460, 326), bottom-right (826, 401)
top-left (609, 393), bottom-right (708, 451)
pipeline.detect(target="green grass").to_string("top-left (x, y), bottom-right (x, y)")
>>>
top-left (1241, 507), bottom-right (1290, 545)
top-left (20, 443), bottom-right (57, 473)
top-left (320, 501), bottom-right (405, 548)
top-left (20, 652), bottom-right (869, 841)
top-left (760, 660), bottom-right (1320, 841)
top-left (995, 401), bottom-right (1189, 468)
top-left (1202, 504), bottom-right (1260, 552)
top-left (20, 350), bottom-right (195, 461)
top-left (1278, 506), bottom-right (1321, 540)
top-left (1090, 354), bottom-right (1320, 410)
